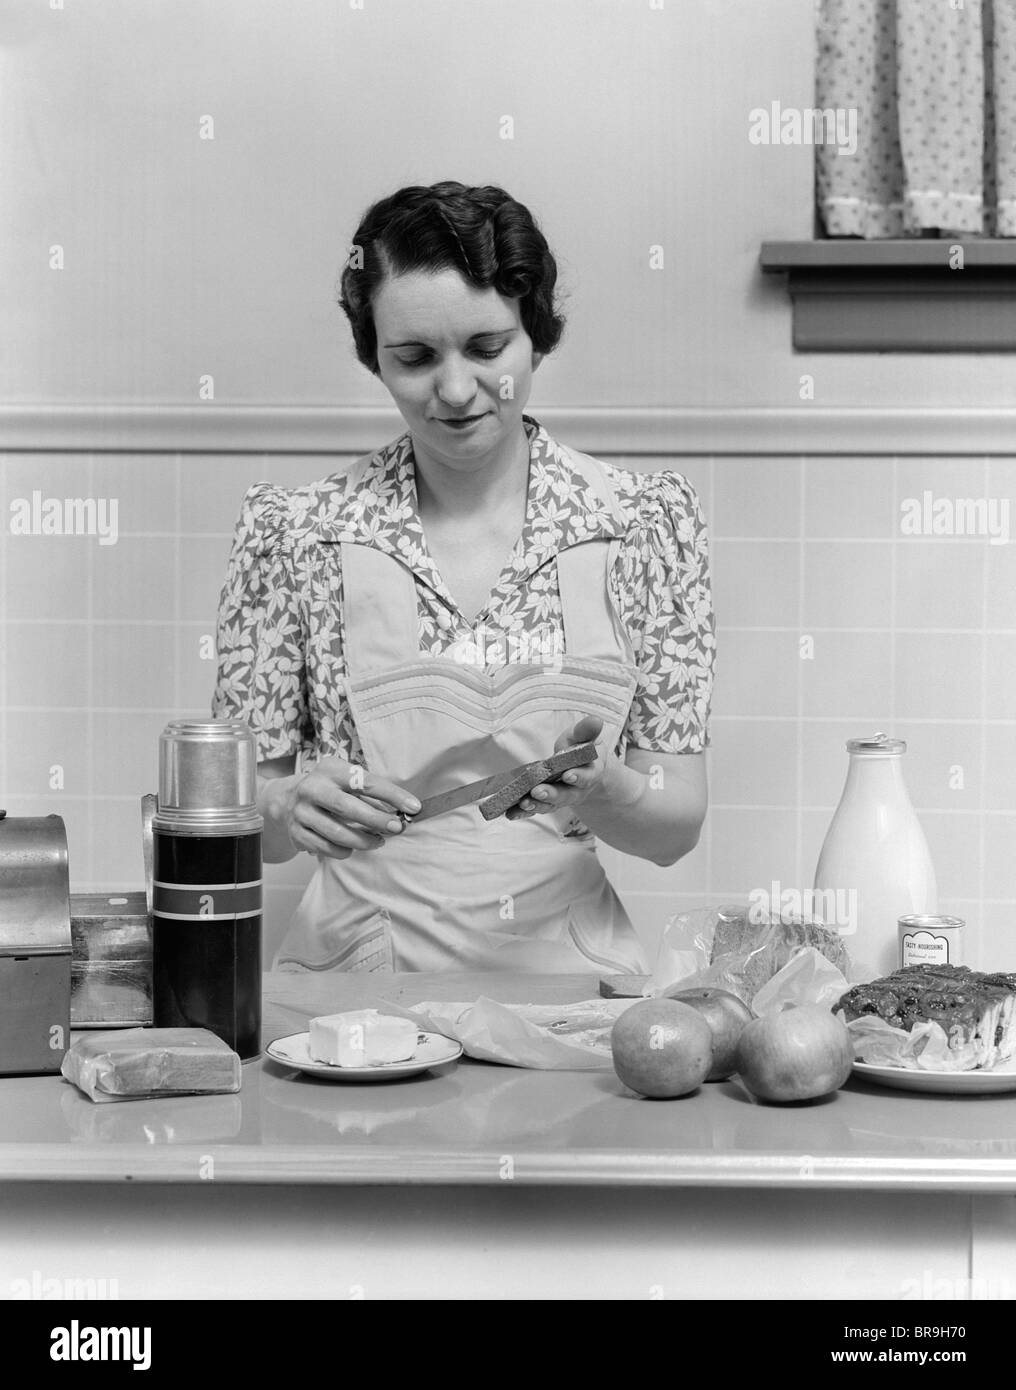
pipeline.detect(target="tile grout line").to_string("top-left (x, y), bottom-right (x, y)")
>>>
top-left (0, 454), bottom-right (6, 796)
top-left (796, 452), bottom-right (805, 892)
top-left (708, 714), bottom-right (1016, 725)
top-left (890, 452), bottom-right (898, 733)
top-left (85, 451), bottom-right (95, 890)
top-left (175, 454), bottom-right (182, 719)
top-left (711, 536), bottom-right (997, 545)
top-left (978, 454), bottom-right (990, 962)
top-left (705, 452), bottom-right (715, 902)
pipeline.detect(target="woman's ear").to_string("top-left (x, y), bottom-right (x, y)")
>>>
top-left (532, 351), bottom-right (545, 371)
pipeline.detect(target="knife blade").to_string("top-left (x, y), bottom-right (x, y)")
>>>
top-left (401, 741), bottom-right (598, 825)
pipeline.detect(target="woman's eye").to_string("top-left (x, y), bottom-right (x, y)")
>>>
top-left (396, 344), bottom-right (505, 367)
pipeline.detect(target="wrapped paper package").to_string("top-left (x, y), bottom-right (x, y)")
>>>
top-left (384, 997), bottom-right (637, 1069)
top-left (61, 1027), bottom-right (241, 1102)
top-left (645, 903), bottom-right (862, 1003)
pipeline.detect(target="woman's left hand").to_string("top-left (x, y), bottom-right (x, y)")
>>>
top-left (504, 715), bottom-right (619, 821)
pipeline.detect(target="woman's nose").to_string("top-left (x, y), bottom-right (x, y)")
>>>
top-left (434, 357), bottom-right (478, 407)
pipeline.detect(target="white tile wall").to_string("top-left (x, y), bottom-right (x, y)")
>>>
top-left (2, 450), bottom-right (1014, 969)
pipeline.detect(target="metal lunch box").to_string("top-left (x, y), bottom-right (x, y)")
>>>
top-left (0, 811), bottom-right (72, 1074)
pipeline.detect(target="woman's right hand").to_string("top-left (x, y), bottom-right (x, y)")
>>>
top-left (278, 758), bottom-right (422, 860)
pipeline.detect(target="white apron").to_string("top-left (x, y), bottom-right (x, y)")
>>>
top-left (274, 446), bottom-right (649, 974)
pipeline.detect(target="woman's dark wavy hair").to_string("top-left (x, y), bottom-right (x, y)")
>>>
top-left (338, 181), bottom-right (565, 374)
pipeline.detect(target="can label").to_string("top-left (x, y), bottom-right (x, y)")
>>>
top-left (899, 916), bottom-right (963, 969)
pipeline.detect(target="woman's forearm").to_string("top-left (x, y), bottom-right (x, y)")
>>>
top-left (257, 773), bottom-right (302, 863)
top-left (576, 760), bottom-right (704, 866)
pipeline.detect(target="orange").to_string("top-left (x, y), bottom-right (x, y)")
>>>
top-left (610, 998), bottom-right (713, 1098)
top-left (736, 1004), bottom-right (854, 1103)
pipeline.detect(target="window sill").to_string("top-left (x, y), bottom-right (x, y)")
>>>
top-left (759, 240), bottom-right (1016, 351)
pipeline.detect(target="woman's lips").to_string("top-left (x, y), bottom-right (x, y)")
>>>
top-left (437, 413), bottom-right (488, 430)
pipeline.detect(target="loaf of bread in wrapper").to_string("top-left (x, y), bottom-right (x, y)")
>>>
top-left (61, 1027), bottom-right (241, 1102)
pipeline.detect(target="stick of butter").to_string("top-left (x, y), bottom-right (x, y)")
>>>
top-left (308, 1009), bottom-right (419, 1067)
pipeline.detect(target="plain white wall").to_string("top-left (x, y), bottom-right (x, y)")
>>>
top-left (3, 0), bottom-right (1015, 410)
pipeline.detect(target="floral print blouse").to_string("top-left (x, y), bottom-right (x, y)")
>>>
top-left (211, 416), bottom-right (714, 768)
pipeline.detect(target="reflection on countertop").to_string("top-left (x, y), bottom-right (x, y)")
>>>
top-left (1, 971), bottom-right (1016, 1188)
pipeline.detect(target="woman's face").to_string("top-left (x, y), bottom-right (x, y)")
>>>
top-left (372, 267), bottom-right (542, 469)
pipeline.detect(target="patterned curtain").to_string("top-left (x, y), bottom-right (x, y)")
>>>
top-left (816, 0), bottom-right (1016, 237)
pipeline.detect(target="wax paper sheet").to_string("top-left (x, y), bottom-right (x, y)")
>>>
top-left (842, 1013), bottom-right (984, 1071)
top-left (386, 997), bottom-right (637, 1069)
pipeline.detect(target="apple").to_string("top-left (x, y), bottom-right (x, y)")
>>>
top-left (735, 1003), bottom-right (854, 1104)
top-left (610, 998), bottom-right (713, 1099)
top-left (667, 987), bottom-right (754, 1081)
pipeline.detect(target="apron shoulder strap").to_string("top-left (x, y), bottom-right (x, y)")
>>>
top-left (334, 450), bottom-right (422, 677)
top-left (340, 542), bottom-right (420, 678)
top-left (561, 445), bottom-right (626, 528)
top-left (556, 447), bottom-right (633, 664)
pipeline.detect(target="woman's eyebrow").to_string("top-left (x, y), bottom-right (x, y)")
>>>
top-left (382, 328), bottom-right (517, 348)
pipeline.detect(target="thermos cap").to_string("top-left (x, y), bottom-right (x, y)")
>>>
top-left (154, 719), bottom-right (264, 833)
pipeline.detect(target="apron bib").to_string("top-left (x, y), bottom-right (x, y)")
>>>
top-left (274, 447), bottom-right (649, 974)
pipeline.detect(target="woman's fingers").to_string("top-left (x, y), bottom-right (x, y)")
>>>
top-left (293, 802), bottom-right (388, 854)
top-left (556, 715), bottom-right (603, 753)
top-left (506, 782), bottom-right (579, 819)
top-left (299, 765), bottom-right (420, 837)
top-left (287, 820), bottom-right (355, 861)
top-left (317, 787), bottom-right (408, 836)
top-left (311, 760), bottom-right (422, 818)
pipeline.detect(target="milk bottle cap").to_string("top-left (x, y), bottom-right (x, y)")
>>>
top-left (846, 732), bottom-right (907, 754)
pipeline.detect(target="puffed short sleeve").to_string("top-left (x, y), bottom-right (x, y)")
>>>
top-left (211, 483), bottom-right (311, 763)
top-left (615, 471), bottom-right (715, 754)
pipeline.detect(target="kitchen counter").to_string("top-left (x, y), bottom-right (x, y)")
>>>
top-left (3, 970), bottom-right (1016, 1188)
top-left (2, 972), bottom-right (1014, 1298)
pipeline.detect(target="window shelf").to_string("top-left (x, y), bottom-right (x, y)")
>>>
top-left (759, 240), bottom-right (1016, 351)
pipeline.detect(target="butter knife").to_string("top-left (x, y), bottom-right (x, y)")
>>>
top-left (400, 741), bottom-right (598, 825)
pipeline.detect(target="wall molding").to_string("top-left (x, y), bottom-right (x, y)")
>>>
top-left (1, 403), bottom-right (1014, 456)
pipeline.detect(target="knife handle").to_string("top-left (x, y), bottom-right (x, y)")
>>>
top-left (478, 741), bottom-right (598, 821)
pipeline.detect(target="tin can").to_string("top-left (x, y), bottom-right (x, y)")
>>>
top-left (899, 914), bottom-right (964, 969)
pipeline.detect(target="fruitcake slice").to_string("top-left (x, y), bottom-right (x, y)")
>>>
top-left (837, 964), bottom-right (1016, 1069)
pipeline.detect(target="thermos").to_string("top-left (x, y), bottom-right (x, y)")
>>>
top-left (813, 733), bottom-right (937, 981)
top-left (151, 720), bottom-right (263, 1059)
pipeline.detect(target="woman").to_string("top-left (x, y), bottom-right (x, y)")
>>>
top-left (212, 181), bottom-right (714, 973)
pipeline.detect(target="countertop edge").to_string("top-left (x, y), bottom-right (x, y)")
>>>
top-left (5, 1146), bottom-right (1016, 1191)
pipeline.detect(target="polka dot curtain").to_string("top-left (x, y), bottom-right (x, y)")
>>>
top-left (816, 0), bottom-right (1016, 237)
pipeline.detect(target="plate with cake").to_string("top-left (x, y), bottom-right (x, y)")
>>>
top-left (267, 1008), bottom-right (463, 1081)
top-left (838, 965), bottom-right (1016, 1094)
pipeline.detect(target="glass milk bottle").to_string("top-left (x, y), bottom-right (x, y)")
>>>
top-left (813, 734), bottom-right (937, 981)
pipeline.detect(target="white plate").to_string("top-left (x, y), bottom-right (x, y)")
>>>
top-left (853, 1055), bottom-right (1016, 1095)
top-left (265, 1030), bottom-right (463, 1082)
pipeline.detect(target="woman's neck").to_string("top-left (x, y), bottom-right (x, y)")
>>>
top-left (412, 425), bottom-right (531, 525)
